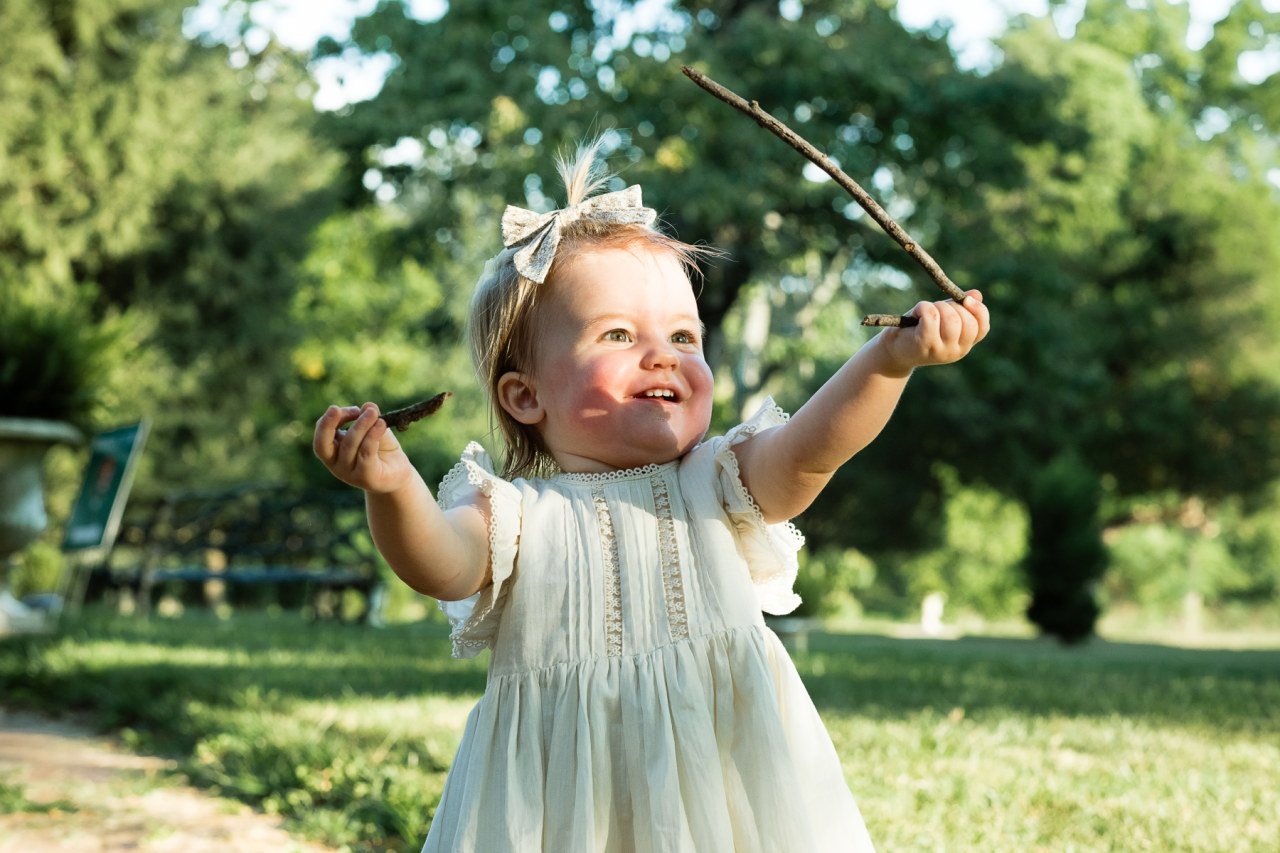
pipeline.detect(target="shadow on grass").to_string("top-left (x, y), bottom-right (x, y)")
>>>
top-left (3, 612), bottom-right (1278, 739)
top-left (795, 631), bottom-right (1280, 734)
top-left (0, 612), bottom-right (486, 746)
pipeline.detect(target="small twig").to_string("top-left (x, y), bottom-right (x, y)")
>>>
top-left (681, 66), bottom-right (968, 325)
top-left (380, 392), bottom-right (452, 431)
top-left (862, 314), bottom-right (920, 328)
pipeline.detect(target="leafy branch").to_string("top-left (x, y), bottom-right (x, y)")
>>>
top-left (682, 66), bottom-right (967, 328)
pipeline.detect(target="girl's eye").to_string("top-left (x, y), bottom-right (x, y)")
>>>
top-left (671, 330), bottom-right (698, 345)
top-left (603, 329), bottom-right (632, 343)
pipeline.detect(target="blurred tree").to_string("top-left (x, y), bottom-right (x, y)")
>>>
top-left (0, 0), bottom-right (341, 492)
top-left (810, 2), bottom-right (1280, 556)
top-left (899, 465), bottom-right (1029, 620)
top-left (317, 0), bottom-right (964, 363)
top-left (320, 0), bottom-right (1280, 616)
top-left (282, 200), bottom-right (491, 490)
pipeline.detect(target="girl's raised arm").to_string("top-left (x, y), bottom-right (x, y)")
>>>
top-left (313, 403), bottom-right (492, 600)
top-left (733, 291), bottom-right (989, 524)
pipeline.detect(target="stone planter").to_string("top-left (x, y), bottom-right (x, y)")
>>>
top-left (0, 417), bottom-right (83, 633)
top-left (765, 615), bottom-right (819, 654)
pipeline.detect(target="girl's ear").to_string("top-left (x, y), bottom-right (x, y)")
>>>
top-left (497, 371), bottom-right (545, 425)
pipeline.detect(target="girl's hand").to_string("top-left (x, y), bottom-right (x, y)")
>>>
top-left (313, 402), bottom-right (415, 494)
top-left (879, 289), bottom-right (990, 374)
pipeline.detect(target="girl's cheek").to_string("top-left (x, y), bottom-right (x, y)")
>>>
top-left (689, 356), bottom-right (714, 395)
top-left (606, 351), bottom-right (644, 384)
top-left (568, 356), bottom-right (631, 409)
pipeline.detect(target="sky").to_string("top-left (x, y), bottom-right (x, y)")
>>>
top-left (185, 0), bottom-right (1280, 110)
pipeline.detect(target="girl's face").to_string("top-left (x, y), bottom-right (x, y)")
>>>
top-left (507, 245), bottom-right (714, 473)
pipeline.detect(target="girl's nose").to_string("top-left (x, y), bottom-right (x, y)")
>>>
top-left (641, 338), bottom-right (679, 370)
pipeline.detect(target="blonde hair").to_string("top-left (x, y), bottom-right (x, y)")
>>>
top-left (469, 137), bottom-right (716, 479)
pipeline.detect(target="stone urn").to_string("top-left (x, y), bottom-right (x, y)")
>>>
top-left (0, 417), bottom-right (83, 632)
top-left (765, 615), bottom-right (818, 654)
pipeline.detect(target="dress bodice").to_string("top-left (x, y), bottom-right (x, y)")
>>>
top-left (436, 400), bottom-right (804, 670)
top-left (488, 460), bottom-right (765, 677)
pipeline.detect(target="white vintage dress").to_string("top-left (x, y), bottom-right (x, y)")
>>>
top-left (423, 402), bottom-right (874, 852)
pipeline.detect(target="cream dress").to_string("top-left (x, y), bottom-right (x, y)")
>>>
top-left (422, 402), bottom-right (874, 852)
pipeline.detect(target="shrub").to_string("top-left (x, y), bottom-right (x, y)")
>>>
top-left (0, 289), bottom-right (116, 432)
top-left (901, 465), bottom-right (1029, 620)
top-left (793, 547), bottom-right (876, 618)
top-left (1021, 454), bottom-right (1108, 643)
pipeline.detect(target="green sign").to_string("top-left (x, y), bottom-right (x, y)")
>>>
top-left (63, 421), bottom-right (149, 553)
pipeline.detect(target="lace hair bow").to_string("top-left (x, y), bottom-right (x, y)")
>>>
top-left (500, 185), bottom-right (657, 283)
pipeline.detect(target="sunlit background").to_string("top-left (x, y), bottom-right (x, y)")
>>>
top-left (3, 1), bottom-right (1279, 848)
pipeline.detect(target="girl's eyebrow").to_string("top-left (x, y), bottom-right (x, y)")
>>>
top-left (582, 312), bottom-right (705, 335)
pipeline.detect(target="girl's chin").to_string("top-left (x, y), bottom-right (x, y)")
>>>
top-left (557, 438), bottom-right (693, 472)
top-left (549, 411), bottom-right (710, 471)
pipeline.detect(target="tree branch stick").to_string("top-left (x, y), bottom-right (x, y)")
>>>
top-left (681, 66), bottom-right (966, 326)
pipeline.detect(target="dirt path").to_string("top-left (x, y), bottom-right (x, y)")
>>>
top-left (0, 708), bottom-right (335, 852)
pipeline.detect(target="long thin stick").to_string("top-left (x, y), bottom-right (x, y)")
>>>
top-left (681, 66), bottom-right (967, 327)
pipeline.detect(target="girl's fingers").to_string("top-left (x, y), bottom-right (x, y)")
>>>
top-left (963, 290), bottom-right (991, 342)
top-left (886, 290), bottom-right (989, 369)
top-left (938, 302), bottom-right (965, 345)
top-left (927, 294), bottom-right (990, 360)
top-left (973, 304), bottom-right (990, 343)
top-left (337, 403), bottom-right (380, 470)
top-left (910, 300), bottom-right (939, 336)
top-left (360, 416), bottom-right (397, 459)
top-left (313, 408), bottom-right (336, 461)
top-left (313, 405), bottom-right (358, 462)
top-left (952, 300), bottom-right (978, 344)
top-left (943, 291), bottom-right (989, 352)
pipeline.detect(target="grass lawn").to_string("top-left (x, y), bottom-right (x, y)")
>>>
top-left (2, 611), bottom-right (1277, 851)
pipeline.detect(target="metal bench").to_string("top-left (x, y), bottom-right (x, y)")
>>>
top-left (86, 484), bottom-right (385, 624)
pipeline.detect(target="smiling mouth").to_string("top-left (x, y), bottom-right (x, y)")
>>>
top-left (637, 389), bottom-right (680, 402)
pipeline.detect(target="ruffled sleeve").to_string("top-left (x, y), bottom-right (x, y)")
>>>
top-left (713, 398), bottom-right (806, 615)
top-left (435, 442), bottom-right (522, 658)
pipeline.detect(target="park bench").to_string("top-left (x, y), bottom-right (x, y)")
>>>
top-left (84, 484), bottom-right (385, 623)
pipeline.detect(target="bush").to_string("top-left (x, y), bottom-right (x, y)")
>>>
top-left (1021, 454), bottom-right (1108, 643)
top-left (1225, 486), bottom-right (1280, 602)
top-left (0, 289), bottom-right (116, 431)
top-left (1106, 521), bottom-right (1247, 613)
top-left (1103, 491), bottom-right (1276, 624)
top-left (7, 541), bottom-right (67, 599)
top-left (793, 547), bottom-right (876, 618)
top-left (897, 465), bottom-right (1029, 620)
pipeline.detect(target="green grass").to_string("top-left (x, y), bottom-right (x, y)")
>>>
top-left (0, 773), bottom-right (78, 815)
top-left (2, 612), bottom-right (1277, 851)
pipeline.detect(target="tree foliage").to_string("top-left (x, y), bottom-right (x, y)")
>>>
top-left (1, 0), bottom-right (341, 492)
top-left (807, 2), bottom-right (1280, 557)
top-left (309, 0), bottom-right (1280, 615)
top-left (6, 0), bottom-right (1279, 619)
top-left (319, 0), bottom-right (965, 353)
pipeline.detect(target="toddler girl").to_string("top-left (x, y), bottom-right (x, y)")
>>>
top-left (314, 138), bottom-right (989, 852)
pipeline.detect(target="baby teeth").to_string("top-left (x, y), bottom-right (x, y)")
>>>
top-left (643, 390), bottom-right (675, 399)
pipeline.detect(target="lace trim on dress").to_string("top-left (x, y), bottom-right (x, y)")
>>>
top-left (556, 460), bottom-right (678, 485)
top-left (435, 442), bottom-right (521, 659)
top-left (715, 433), bottom-right (805, 569)
top-left (592, 486), bottom-right (624, 657)
top-left (714, 399), bottom-right (806, 615)
top-left (651, 477), bottom-right (689, 642)
top-left (449, 637), bottom-right (492, 654)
